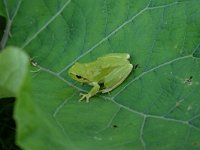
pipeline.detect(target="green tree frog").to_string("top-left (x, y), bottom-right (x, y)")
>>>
top-left (68, 53), bottom-right (133, 102)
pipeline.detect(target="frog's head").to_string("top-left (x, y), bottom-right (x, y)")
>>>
top-left (68, 62), bottom-right (90, 83)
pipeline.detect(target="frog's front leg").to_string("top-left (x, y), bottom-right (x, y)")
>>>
top-left (79, 82), bottom-right (100, 103)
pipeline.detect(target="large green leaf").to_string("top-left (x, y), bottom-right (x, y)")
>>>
top-left (3, 0), bottom-right (200, 149)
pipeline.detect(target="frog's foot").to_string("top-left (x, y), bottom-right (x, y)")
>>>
top-left (79, 93), bottom-right (91, 103)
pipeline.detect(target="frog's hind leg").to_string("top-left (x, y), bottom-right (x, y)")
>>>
top-left (101, 64), bottom-right (133, 93)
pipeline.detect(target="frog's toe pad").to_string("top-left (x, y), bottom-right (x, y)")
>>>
top-left (79, 93), bottom-right (91, 103)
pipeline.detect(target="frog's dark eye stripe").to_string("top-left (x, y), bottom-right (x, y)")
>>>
top-left (76, 75), bottom-right (82, 79)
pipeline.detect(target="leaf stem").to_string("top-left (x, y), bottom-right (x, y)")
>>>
top-left (0, 19), bottom-right (11, 50)
top-left (0, 0), bottom-right (22, 50)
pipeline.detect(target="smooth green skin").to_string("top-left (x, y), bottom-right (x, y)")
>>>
top-left (68, 53), bottom-right (133, 102)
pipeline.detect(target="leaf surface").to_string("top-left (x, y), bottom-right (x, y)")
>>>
top-left (4, 0), bottom-right (200, 149)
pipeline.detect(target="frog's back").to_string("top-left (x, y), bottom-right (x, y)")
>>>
top-left (87, 53), bottom-right (132, 82)
top-left (98, 53), bottom-right (130, 60)
top-left (96, 53), bottom-right (131, 68)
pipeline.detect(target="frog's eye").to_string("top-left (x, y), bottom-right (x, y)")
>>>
top-left (75, 75), bottom-right (89, 81)
top-left (76, 75), bottom-right (82, 79)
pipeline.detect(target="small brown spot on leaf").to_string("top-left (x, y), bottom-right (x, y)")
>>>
top-left (184, 76), bottom-right (193, 85)
top-left (134, 64), bottom-right (139, 69)
top-left (176, 99), bottom-right (184, 108)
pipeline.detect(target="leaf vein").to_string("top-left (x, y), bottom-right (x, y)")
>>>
top-left (113, 55), bottom-right (193, 98)
top-left (95, 107), bottom-right (121, 134)
top-left (58, 1), bottom-right (181, 74)
top-left (140, 116), bottom-right (146, 150)
top-left (21, 0), bottom-right (71, 48)
top-left (58, 6), bottom-right (149, 74)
